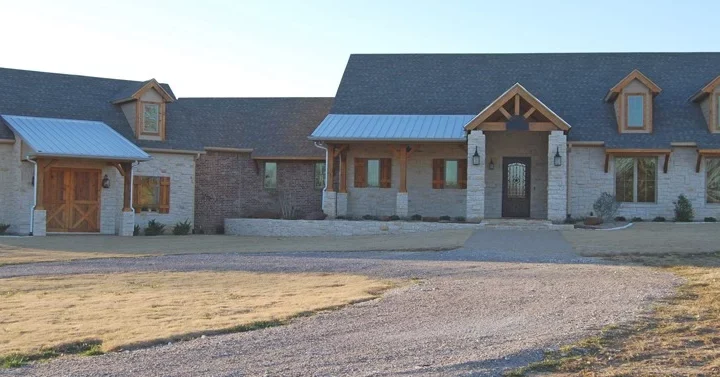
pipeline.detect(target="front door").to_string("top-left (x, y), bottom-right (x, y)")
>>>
top-left (45, 168), bottom-right (101, 232)
top-left (502, 157), bottom-right (531, 218)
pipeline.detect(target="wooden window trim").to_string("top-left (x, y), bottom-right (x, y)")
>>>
top-left (714, 94), bottom-right (720, 133)
top-left (432, 159), bottom-right (467, 189)
top-left (132, 175), bottom-right (170, 214)
top-left (136, 101), bottom-right (166, 140)
top-left (614, 157), bottom-right (657, 203)
top-left (706, 157), bottom-right (720, 204)
top-left (354, 158), bottom-right (391, 188)
top-left (621, 93), bottom-right (651, 133)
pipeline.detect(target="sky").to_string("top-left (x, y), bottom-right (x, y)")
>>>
top-left (2, 0), bottom-right (718, 98)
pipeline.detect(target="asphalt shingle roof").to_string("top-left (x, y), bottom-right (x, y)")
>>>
top-left (330, 53), bottom-right (720, 148)
top-left (0, 67), bottom-right (331, 157)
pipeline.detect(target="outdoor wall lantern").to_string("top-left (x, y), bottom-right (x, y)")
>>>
top-left (472, 146), bottom-right (481, 166)
top-left (102, 174), bottom-right (110, 189)
top-left (488, 158), bottom-right (495, 170)
top-left (554, 146), bottom-right (562, 167)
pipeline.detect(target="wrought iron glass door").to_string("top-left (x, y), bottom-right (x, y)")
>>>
top-left (502, 157), bottom-right (531, 218)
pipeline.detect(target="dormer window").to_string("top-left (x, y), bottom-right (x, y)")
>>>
top-left (605, 70), bottom-right (661, 134)
top-left (142, 103), bottom-right (161, 134)
top-left (626, 94), bottom-right (645, 128)
top-left (690, 76), bottom-right (720, 134)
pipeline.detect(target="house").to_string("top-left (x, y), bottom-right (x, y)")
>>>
top-left (311, 53), bottom-right (720, 221)
top-left (0, 67), bottom-right (330, 235)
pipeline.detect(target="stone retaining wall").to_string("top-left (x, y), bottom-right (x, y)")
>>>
top-left (224, 218), bottom-right (481, 237)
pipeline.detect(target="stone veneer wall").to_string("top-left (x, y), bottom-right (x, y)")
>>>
top-left (134, 152), bottom-right (196, 230)
top-left (225, 218), bottom-right (481, 237)
top-left (484, 131), bottom-right (549, 219)
top-left (345, 143), bottom-right (467, 218)
top-left (568, 146), bottom-right (720, 219)
top-left (194, 151), bottom-right (323, 233)
top-left (0, 140), bottom-right (35, 234)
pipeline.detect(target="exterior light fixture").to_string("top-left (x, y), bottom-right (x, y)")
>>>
top-left (489, 158), bottom-right (495, 170)
top-left (102, 174), bottom-right (110, 189)
top-left (554, 146), bottom-right (562, 167)
top-left (472, 146), bottom-right (481, 166)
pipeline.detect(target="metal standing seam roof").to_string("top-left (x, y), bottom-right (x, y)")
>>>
top-left (310, 114), bottom-right (475, 141)
top-left (1, 115), bottom-right (150, 161)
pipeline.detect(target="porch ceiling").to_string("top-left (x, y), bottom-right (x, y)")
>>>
top-left (1, 115), bottom-right (150, 161)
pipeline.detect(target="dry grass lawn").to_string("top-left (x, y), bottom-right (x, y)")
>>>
top-left (0, 271), bottom-right (394, 358)
top-left (509, 252), bottom-right (720, 377)
top-left (0, 229), bottom-right (473, 266)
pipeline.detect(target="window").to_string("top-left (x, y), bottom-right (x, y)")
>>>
top-left (354, 158), bottom-right (391, 188)
top-left (626, 94), bottom-right (645, 128)
top-left (614, 157), bottom-right (656, 203)
top-left (432, 159), bottom-right (468, 189)
top-left (314, 162), bottom-right (325, 189)
top-left (133, 176), bottom-right (170, 213)
top-left (264, 162), bottom-right (277, 189)
top-left (707, 158), bottom-right (720, 203)
top-left (142, 103), bottom-right (160, 134)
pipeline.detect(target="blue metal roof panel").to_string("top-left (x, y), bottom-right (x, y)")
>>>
top-left (1, 115), bottom-right (150, 161)
top-left (310, 114), bottom-right (473, 141)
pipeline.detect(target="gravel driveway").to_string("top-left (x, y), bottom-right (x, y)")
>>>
top-left (0, 230), bottom-right (678, 377)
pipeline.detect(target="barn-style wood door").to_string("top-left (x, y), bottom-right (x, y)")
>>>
top-left (45, 168), bottom-right (101, 232)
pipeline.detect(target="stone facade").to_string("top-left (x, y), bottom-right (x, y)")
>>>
top-left (466, 131), bottom-right (486, 221)
top-left (225, 218), bottom-right (481, 237)
top-left (568, 146), bottom-right (720, 220)
top-left (484, 131), bottom-right (549, 219)
top-left (194, 151), bottom-right (323, 233)
top-left (547, 131), bottom-right (568, 222)
top-left (0, 140), bottom-right (36, 235)
top-left (134, 152), bottom-right (196, 232)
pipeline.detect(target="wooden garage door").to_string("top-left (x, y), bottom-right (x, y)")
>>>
top-left (45, 168), bottom-right (101, 232)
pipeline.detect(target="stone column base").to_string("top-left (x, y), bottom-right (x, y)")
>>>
top-left (396, 192), bottom-right (409, 217)
top-left (32, 209), bottom-right (47, 236)
top-left (119, 211), bottom-right (136, 236)
top-left (322, 191), bottom-right (337, 218)
top-left (336, 192), bottom-right (348, 217)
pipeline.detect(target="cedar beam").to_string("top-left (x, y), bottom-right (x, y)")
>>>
top-left (523, 107), bottom-right (536, 119)
top-left (326, 144), bottom-right (335, 192)
top-left (35, 159), bottom-right (45, 210)
top-left (121, 162), bottom-right (133, 212)
top-left (339, 149), bottom-right (348, 193)
top-left (514, 94), bottom-right (520, 115)
top-left (498, 107), bottom-right (512, 120)
top-left (399, 146), bottom-right (408, 193)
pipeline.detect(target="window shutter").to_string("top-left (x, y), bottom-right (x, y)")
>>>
top-left (380, 158), bottom-right (392, 188)
top-left (132, 177), bottom-right (141, 214)
top-left (432, 159), bottom-right (445, 189)
top-left (458, 159), bottom-right (468, 189)
top-left (159, 176), bottom-right (170, 214)
top-left (354, 158), bottom-right (367, 188)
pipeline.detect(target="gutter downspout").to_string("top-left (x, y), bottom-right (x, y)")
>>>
top-left (313, 142), bottom-right (329, 210)
top-left (26, 157), bottom-right (37, 236)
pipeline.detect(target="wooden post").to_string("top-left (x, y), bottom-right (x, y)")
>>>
top-left (339, 149), bottom-right (348, 193)
top-left (35, 159), bottom-right (45, 210)
top-left (121, 162), bottom-right (133, 212)
top-left (399, 146), bottom-right (408, 193)
top-left (326, 145), bottom-right (335, 192)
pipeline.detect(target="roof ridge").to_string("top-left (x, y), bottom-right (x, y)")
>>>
top-left (177, 96), bottom-right (334, 100)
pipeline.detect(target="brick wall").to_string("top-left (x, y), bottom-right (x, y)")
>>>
top-left (194, 151), bottom-right (323, 233)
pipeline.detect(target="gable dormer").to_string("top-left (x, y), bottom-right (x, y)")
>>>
top-left (605, 70), bottom-right (661, 134)
top-left (690, 75), bottom-right (720, 134)
top-left (112, 79), bottom-right (174, 141)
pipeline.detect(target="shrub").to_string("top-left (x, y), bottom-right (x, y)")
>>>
top-left (248, 211), bottom-right (281, 219)
top-left (614, 216), bottom-right (627, 222)
top-left (653, 216), bottom-right (666, 222)
top-left (593, 192), bottom-right (621, 222)
top-left (422, 216), bottom-right (439, 222)
top-left (133, 224), bottom-right (140, 236)
top-left (389, 215), bottom-right (400, 221)
top-left (631, 217), bottom-right (643, 222)
top-left (673, 194), bottom-right (694, 222)
top-left (704, 217), bottom-right (717, 222)
top-left (215, 225), bottom-right (225, 235)
top-left (439, 215), bottom-right (451, 221)
top-left (172, 220), bottom-right (192, 235)
top-left (193, 226), bottom-right (205, 234)
top-left (454, 216), bottom-right (466, 222)
top-left (0, 223), bottom-right (10, 235)
top-left (410, 214), bottom-right (422, 221)
top-left (362, 214), bottom-right (379, 221)
top-left (144, 220), bottom-right (166, 236)
top-left (304, 211), bottom-right (327, 220)
top-left (335, 215), bottom-right (346, 220)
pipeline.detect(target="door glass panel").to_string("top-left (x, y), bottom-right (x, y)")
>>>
top-left (507, 162), bottom-right (526, 198)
